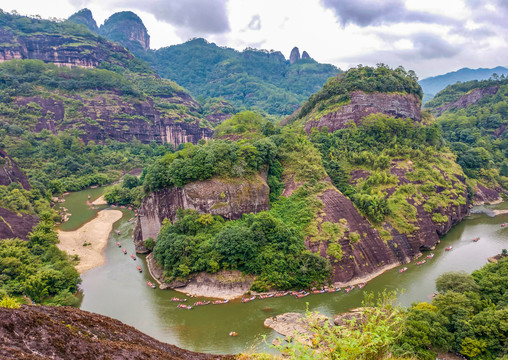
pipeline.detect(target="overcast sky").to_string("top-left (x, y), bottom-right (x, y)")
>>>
top-left (2, 0), bottom-right (507, 78)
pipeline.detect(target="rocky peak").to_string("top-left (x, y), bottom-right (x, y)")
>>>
top-left (433, 85), bottom-right (499, 117)
top-left (289, 46), bottom-right (300, 64)
top-left (68, 8), bottom-right (99, 33)
top-left (100, 11), bottom-right (150, 52)
top-left (302, 50), bottom-right (311, 60)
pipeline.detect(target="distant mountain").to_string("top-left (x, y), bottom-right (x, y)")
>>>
top-left (143, 39), bottom-right (340, 116)
top-left (67, 8), bottom-right (98, 33)
top-left (419, 66), bottom-right (508, 103)
top-left (99, 11), bottom-right (150, 53)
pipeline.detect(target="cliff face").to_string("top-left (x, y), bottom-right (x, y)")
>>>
top-left (133, 173), bottom-right (270, 252)
top-left (304, 91), bottom-right (422, 133)
top-left (0, 148), bottom-right (38, 240)
top-left (310, 170), bottom-right (469, 284)
top-left (0, 305), bottom-right (231, 360)
top-left (0, 27), bottom-right (131, 69)
top-left (433, 85), bottom-right (500, 116)
top-left (10, 91), bottom-right (212, 147)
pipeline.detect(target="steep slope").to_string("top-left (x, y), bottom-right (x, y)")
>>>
top-left (419, 66), bottom-right (508, 103)
top-left (425, 78), bottom-right (508, 203)
top-left (0, 147), bottom-right (38, 240)
top-left (99, 11), bottom-right (150, 53)
top-left (0, 305), bottom-right (232, 360)
top-left (67, 8), bottom-right (99, 33)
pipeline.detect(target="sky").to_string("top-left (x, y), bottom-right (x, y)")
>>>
top-left (1, 0), bottom-right (507, 78)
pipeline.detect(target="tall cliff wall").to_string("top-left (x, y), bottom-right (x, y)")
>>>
top-left (9, 92), bottom-right (213, 147)
top-left (304, 91), bottom-right (422, 133)
top-left (133, 173), bottom-right (270, 253)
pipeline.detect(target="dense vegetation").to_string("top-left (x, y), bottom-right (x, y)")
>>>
top-left (310, 113), bottom-right (466, 233)
top-left (0, 219), bottom-right (81, 306)
top-left (138, 38), bottom-right (339, 116)
top-left (295, 64), bottom-right (422, 122)
top-left (427, 77), bottom-right (508, 192)
top-left (274, 257), bottom-right (508, 360)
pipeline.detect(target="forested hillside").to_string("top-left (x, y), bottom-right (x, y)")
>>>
top-left (425, 77), bottom-right (508, 201)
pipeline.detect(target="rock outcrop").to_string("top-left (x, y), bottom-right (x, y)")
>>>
top-left (100, 11), bottom-right (150, 52)
top-left (433, 86), bottom-right (500, 116)
top-left (0, 148), bottom-right (38, 240)
top-left (473, 183), bottom-right (504, 205)
top-left (303, 90), bottom-right (422, 134)
top-left (301, 51), bottom-right (311, 60)
top-left (264, 312), bottom-right (331, 346)
top-left (68, 8), bottom-right (99, 32)
top-left (12, 92), bottom-right (212, 147)
top-left (0, 305), bottom-right (232, 360)
top-left (133, 173), bottom-right (270, 252)
top-left (0, 26), bottom-right (132, 69)
top-left (311, 171), bottom-right (469, 284)
top-left (289, 47), bottom-right (300, 64)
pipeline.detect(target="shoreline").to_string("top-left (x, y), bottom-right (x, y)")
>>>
top-left (57, 209), bottom-right (123, 274)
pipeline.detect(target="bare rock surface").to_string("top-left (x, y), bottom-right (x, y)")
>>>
top-left (0, 305), bottom-right (233, 360)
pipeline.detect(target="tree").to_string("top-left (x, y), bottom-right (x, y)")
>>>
top-left (435, 271), bottom-right (479, 294)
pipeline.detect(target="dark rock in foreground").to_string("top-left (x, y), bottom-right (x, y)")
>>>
top-left (0, 305), bottom-right (234, 360)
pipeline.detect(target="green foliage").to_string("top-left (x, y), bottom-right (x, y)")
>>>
top-left (310, 113), bottom-right (460, 231)
top-left (0, 131), bottom-right (170, 196)
top-left (397, 258), bottom-right (508, 359)
top-left (430, 78), bottom-right (508, 189)
top-left (0, 295), bottom-right (21, 308)
top-left (153, 202), bottom-right (331, 291)
top-left (214, 111), bottom-right (268, 140)
top-left (297, 64), bottom-right (422, 121)
top-left (0, 221), bottom-right (81, 306)
top-left (144, 38), bottom-right (340, 116)
top-left (272, 290), bottom-right (405, 360)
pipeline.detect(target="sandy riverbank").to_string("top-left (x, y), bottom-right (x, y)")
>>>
top-left (57, 210), bottom-right (123, 273)
top-left (493, 209), bottom-right (508, 216)
top-left (91, 195), bottom-right (107, 206)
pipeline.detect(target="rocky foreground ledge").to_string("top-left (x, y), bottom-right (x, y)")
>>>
top-left (0, 305), bottom-right (234, 360)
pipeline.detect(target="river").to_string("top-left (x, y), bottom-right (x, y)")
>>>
top-left (57, 189), bottom-right (508, 355)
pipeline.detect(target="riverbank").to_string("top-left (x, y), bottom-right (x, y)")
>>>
top-left (57, 209), bottom-right (123, 273)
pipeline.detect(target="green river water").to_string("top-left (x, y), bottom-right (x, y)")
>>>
top-left (57, 188), bottom-right (508, 355)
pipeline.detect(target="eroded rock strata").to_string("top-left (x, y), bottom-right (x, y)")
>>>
top-left (134, 173), bottom-right (270, 253)
top-left (304, 91), bottom-right (421, 133)
top-left (0, 305), bottom-right (232, 360)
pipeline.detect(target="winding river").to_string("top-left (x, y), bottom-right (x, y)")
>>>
top-left (57, 188), bottom-right (508, 355)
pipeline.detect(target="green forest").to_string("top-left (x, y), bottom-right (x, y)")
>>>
top-left (427, 77), bottom-right (508, 191)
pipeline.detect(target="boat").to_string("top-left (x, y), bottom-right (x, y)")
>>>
top-left (116, 230), bottom-right (120, 235)
top-left (358, 282), bottom-right (367, 289)
top-left (131, 254), bottom-right (136, 260)
top-left (147, 282), bottom-right (156, 289)
top-left (242, 296), bottom-right (256, 303)
top-left (445, 246), bottom-right (453, 251)
top-left (171, 297), bottom-right (187, 302)
top-left (122, 248), bottom-right (127, 254)
top-left (312, 289), bottom-right (326, 294)
top-left (502, 223), bottom-right (507, 227)
top-left (473, 237), bottom-right (480, 242)
top-left (177, 304), bottom-right (192, 310)
top-left (213, 299), bottom-right (229, 305)
top-left (427, 253), bottom-right (434, 259)
top-left (274, 292), bottom-right (288, 297)
top-left (399, 267), bottom-right (408, 273)
top-left (136, 266), bottom-right (142, 273)
top-left (193, 301), bottom-right (210, 307)
top-left (295, 292), bottom-right (309, 299)
top-left (344, 285), bottom-right (355, 293)
top-left (259, 293), bottom-right (274, 300)
top-left (416, 260), bottom-right (426, 265)
top-left (116, 242), bottom-right (121, 247)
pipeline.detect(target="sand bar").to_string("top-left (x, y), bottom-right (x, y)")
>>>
top-left (57, 210), bottom-right (123, 273)
top-left (91, 195), bottom-right (108, 206)
top-left (492, 209), bottom-right (508, 216)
